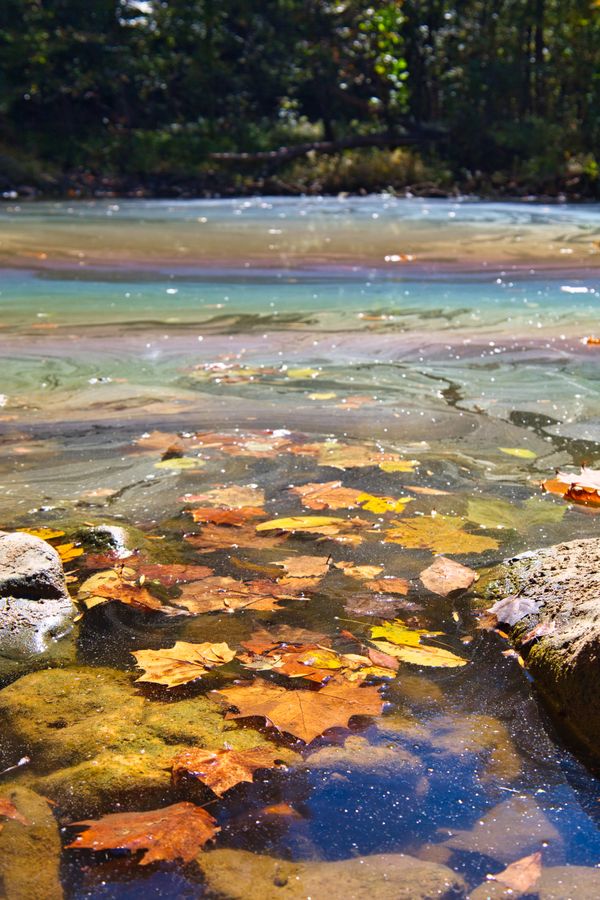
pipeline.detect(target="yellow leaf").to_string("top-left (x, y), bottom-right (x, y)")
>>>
top-left (154, 457), bottom-right (205, 470)
top-left (371, 639), bottom-right (467, 668)
top-left (499, 447), bottom-right (537, 459)
top-left (256, 516), bottom-right (364, 535)
top-left (308, 392), bottom-right (337, 400)
top-left (55, 542), bottom-right (84, 564)
top-left (378, 460), bottom-right (418, 473)
top-left (286, 367), bottom-right (320, 379)
top-left (370, 620), bottom-right (441, 647)
top-left (384, 514), bottom-right (499, 554)
top-left (18, 527), bottom-right (65, 540)
top-left (357, 492), bottom-right (412, 514)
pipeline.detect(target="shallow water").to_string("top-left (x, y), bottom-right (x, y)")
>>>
top-left (2, 197), bottom-right (600, 898)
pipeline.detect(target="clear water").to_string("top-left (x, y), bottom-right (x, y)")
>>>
top-left (2, 197), bottom-right (600, 897)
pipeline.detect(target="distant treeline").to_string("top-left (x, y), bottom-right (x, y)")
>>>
top-left (1, 1), bottom-right (599, 196)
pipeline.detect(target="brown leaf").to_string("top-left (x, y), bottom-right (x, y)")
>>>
top-left (273, 555), bottom-right (331, 578)
top-left (367, 646), bottom-right (400, 671)
top-left (0, 798), bottom-right (29, 828)
top-left (132, 641), bottom-right (235, 687)
top-left (179, 485), bottom-right (265, 508)
top-left (334, 561), bottom-right (384, 580)
top-left (77, 569), bottom-right (184, 616)
top-left (419, 557), bottom-right (477, 596)
top-left (134, 562), bottom-right (214, 586)
top-left (491, 851), bottom-right (542, 893)
top-left (175, 576), bottom-right (305, 614)
top-left (214, 677), bottom-right (384, 743)
top-left (190, 507), bottom-right (266, 526)
top-left (290, 481), bottom-right (363, 510)
top-left (66, 802), bottom-right (218, 865)
top-left (241, 626), bottom-right (330, 655)
top-left (191, 431), bottom-right (293, 458)
top-left (311, 441), bottom-right (417, 472)
top-left (186, 523), bottom-right (287, 553)
top-left (364, 576), bottom-right (409, 595)
top-left (133, 430), bottom-right (184, 454)
top-left (171, 747), bottom-right (285, 796)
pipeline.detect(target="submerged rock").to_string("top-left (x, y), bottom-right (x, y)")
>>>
top-left (198, 848), bottom-right (466, 899)
top-left (0, 785), bottom-right (63, 900)
top-left (537, 865), bottom-right (600, 898)
top-left (479, 538), bottom-right (600, 762)
top-left (0, 666), bottom-right (291, 817)
top-left (0, 531), bottom-right (76, 671)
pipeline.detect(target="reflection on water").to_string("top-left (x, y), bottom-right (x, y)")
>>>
top-left (1, 199), bottom-right (600, 898)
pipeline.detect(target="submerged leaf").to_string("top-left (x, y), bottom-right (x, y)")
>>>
top-left (499, 447), bottom-right (537, 459)
top-left (257, 515), bottom-right (367, 536)
top-left (491, 851), bottom-right (542, 893)
top-left (419, 557), bottom-right (477, 596)
top-left (172, 747), bottom-right (285, 797)
top-left (291, 481), bottom-right (362, 510)
top-left (215, 678), bottom-right (383, 744)
top-left (66, 803), bottom-right (218, 864)
top-left (180, 485), bottom-right (265, 508)
top-left (190, 507), bottom-right (265, 526)
top-left (272, 555), bottom-right (331, 578)
top-left (154, 457), bottom-right (204, 470)
top-left (0, 798), bottom-right (29, 828)
top-left (487, 595), bottom-right (541, 627)
top-left (384, 515), bottom-right (499, 554)
top-left (175, 576), bottom-right (308, 614)
top-left (466, 497), bottom-right (564, 531)
top-left (132, 641), bottom-right (235, 687)
top-left (364, 576), bottom-right (409, 595)
top-left (186, 523), bottom-right (287, 553)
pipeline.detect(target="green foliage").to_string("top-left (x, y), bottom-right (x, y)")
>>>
top-left (0, 0), bottom-right (598, 192)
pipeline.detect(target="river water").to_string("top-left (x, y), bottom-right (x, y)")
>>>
top-left (1, 197), bottom-right (600, 897)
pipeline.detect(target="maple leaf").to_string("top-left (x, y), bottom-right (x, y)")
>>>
top-left (190, 507), bottom-right (266, 526)
top-left (419, 557), bottom-right (477, 596)
top-left (134, 562), bottom-right (214, 587)
top-left (364, 576), bottom-right (409, 595)
top-left (0, 798), bottom-right (29, 832)
top-left (238, 643), bottom-right (370, 685)
top-left (66, 802), bottom-right (218, 865)
top-left (273, 555), bottom-right (331, 578)
top-left (186, 523), bottom-right (287, 553)
top-left (256, 515), bottom-right (367, 536)
top-left (490, 851), bottom-right (542, 893)
top-left (543, 466), bottom-right (600, 506)
top-left (179, 485), bottom-right (265, 508)
top-left (313, 441), bottom-right (418, 472)
top-left (383, 515), bottom-right (499, 554)
top-left (241, 626), bottom-right (330, 655)
top-left (78, 569), bottom-right (184, 615)
top-left (214, 678), bottom-right (384, 743)
top-left (171, 747), bottom-right (285, 796)
top-left (291, 481), bottom-right (363, 510)
top-left (132, 641), bottom-right (235, 687)
top-left (175, 576), bottom-right (306, 614)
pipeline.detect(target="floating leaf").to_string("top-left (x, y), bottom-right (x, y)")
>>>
top-left (54, 542), bottom-right (84, 564)
top-left (419, 557), bottom-right (477, 596)
top-left (154, 457), bottom-right (204, 470)
top-left (190, 507), bottom-right (266, 526)
top-left (491, 851), bottom-right (542, 893)
top-left (371, 638), bottom-right (468, 668)
top-left (357, 492), bottom-right (412, 514)
top-left (499, 447), bottom-right (537, 460)
top-left (542, 466), bottom-right (600, 506)
top-left (175, 576), bottom-right (307, 614)
top-left (290, 481), bottom-right (362, 510)
top-left (214, 678), bottom-right (383, 744)
top-left (384, 515), bottom-right (499, 554)
top-left (172, 747), bottom-right (286, 797)
top-left (77, 569), bottom-right (183, 615)
top-left (272, 555), bottom-right (331, 578)
top-left (66, 803), bottom-right (218, 865)
top-left (364, 576), bottom-right (409, 595)
top-left (308, 392), bottom-right (337, 400)
top-left (256, 516), bottom-right (366, 536)
top-left (314, 441), bottom-right (417, 472)
top-left (371, 620), bottom-right (437, 647)
top-left (334, 561), bottom-right (384, 581)
top-left (133, 562), bottom-right (214, 586)
top-left (18, 527), bottom-right (65, 541)
top-left (186, 523), bottom-right (287, 553)
top-left (180, 485), bottom-right (265, 508)
top-left (132, 641), bottom-right (235, 687)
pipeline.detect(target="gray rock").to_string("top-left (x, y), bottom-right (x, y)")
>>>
top-left (479, 537), bottom-right (600, 762)
top-left (0, 531), bottom-right (75, 663)
top-left (198, 848), bottom-right (466, 900)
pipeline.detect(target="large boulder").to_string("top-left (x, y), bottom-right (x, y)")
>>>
top-left (478, 537), bottom-right (600, 762)
top-left (0, 531), bottom-right (76, 668)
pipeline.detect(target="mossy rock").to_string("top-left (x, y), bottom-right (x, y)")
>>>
top-left (478, 538), bottom-right (600, 764)
top-left (198, 848), bottom-right (466, 900)
top-left (0, 665), bottom-right (296, 818)
top-left (0, 785), bottom-right (63, 900)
